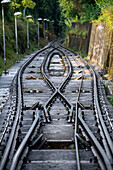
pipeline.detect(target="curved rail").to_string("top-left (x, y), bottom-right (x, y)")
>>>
top-left (80, 56), bottom-right (113, 156)
top-left (10, 109), bottom-right (40, 170)
top-left (41, 47), bottom-right (74, 122)
top-left (75, 76), bottom-right (84, 170)
top-left (59, 44), bottom-right (113, 169)
top-left (0, 45), bottom-right (52, 170)
top-left (0, 74), bottom-right (17, 144)
top-left (60, 44), bottom-right (113, 153)
top-left (78, 109), bottom-right (112, 170)
top-left (1, 40), bottom-right (112, 170)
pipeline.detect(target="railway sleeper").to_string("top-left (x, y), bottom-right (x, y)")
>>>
top-left (21, 149), bottom-right (100, 170)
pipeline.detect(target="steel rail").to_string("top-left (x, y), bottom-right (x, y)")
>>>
top-left (67, 51), bottom-right (85, 169)
top-left (73, 63), bottom-right (112, 169)
top-left (0, 74), bottom-right (17, 144)
top-left (60, 45), bottom-right (84, 170)
top-left (41, 48), bottom-right (58, 121)
top-left (41, 47), bottom-right (74, 122)
top-left (75, 102), bottom-right (80, 170)
top-left (0, 69), bottom-right (22, 170)
top-left (97, 73), bottom-right (113, 131)
top-left (59, 55), bottom-right (72, 91)
top-left (10, 109), bottom-right (40, 170)
top-left (58, 54), bottom-right (73, 120)
top-left (78, 110), bottom-right (112, 170)
top-left (59, 44), bottom-right (113, 168)
top-left (41, 49), bottom-right (57, 92)
top-left (0, 45), bottom-right (52, 170)
top-left (43, 91), bottom-right (58, 122)
top-left (75, 75), bottom-right (84, 170)
top-left (47, 52), bottom-right (65, 71)
top-left (60, 44), bottom-right (113, 156)
top-left (79, 57), bottom-right (113, 156)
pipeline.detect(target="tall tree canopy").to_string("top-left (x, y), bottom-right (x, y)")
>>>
top-left (27, 0), bottom-right (62, 35)
top-left (1, 0), bottom-right (111, 36)
top-left (27, 0), bottom-right (61, 22)
top-left (11, 0), bottom-right (36, 11)
top-left (58, 0), bottom-right (100, 26)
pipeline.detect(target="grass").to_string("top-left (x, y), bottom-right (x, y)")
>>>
top-left (69, 28), bottom-right (88, 38)
top-left (105, 83), bottom-right (113, 105)
top-left (104, 74), bottom-right (109, 78)
top-left (0, 18), bottom-right (56, 76)
top-left (105, 83), bottom-right (109, 93)
top-left (38, 75), bottom-right (43, 80)
top-left (84, 56), bottom-right (88, 60)
top-left (73, 107), bottom-right (76, 111)
top-left (37, 68), bottom-right (41, 74)
top-left (68, 46), bottom-right (87, 59)
top-left (109, 97), bottom-right (113, 105)
top-left (66, 107), bottom-right (69, 111)
top-left (0, 58), bottom-right (4, 76)
top-left (0, 51), bottom-right (28, 76)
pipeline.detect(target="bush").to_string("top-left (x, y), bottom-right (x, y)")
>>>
top-left (0, 18), bottom-right (56, 75)
top-left (69, 27), bottom-right (88, 38)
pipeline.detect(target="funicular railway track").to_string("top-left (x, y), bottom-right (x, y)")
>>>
top-left (0, 40), bottom-right (113, 170)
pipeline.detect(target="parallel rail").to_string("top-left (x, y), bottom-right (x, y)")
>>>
top-left (60, 45), bottom-right (113, 169)
top-left (0, 45), bottom-right (52, 170)
top-left (0, 40), bottom-right (113, 170)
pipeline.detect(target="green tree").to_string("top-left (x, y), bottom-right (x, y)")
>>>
top-left (22, 0), bottom-right (36, 9)
top-left (95, 0), bottom-right (113, 29)
top-left (80, 3), bottom-right (100, 23)
top-left (28, 0), bottom-right (62, 35)
top-left (58, 0), bottom-right (99, 24)
top-left (11, 0), bottom-right (36, 13)
top-left (11, 0), bottom-right (21, 10)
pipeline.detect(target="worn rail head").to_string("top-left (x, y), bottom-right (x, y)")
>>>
top-left (0, 45), bottom-right (52, 170)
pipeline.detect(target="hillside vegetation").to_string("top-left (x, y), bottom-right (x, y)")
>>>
top-left (0, 0), bottom-right (59, 75)
top-left (0, 0), bottom-right (113, 79)
top-left (0, 18), bottom-right (48, 75)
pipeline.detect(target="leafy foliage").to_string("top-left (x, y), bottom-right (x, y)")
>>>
top-left (11, 0), bottom-right (21, 10)
top-left (95, 0), bottom-right (113, 9)
top-left (32, 0), bottom-right (62, 35)
top-left (22, 0), bottom-right (36, 9)
top-left (69, 27), bottom-right (88, 38)
top-left (59, 0), bottom-right (77, 19)
top-left (11, 0), bottom-right (36, 12)
top-left (58, 0), bottom-right (99, 25)
top-left (109, 96), bottom-right (113, 105)
top-left (80, 3), bottom-right (100, 23)
top-left (58, 0), bottom-right (78, 27)
top-left (95, 0), bottom-right (113, 30)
